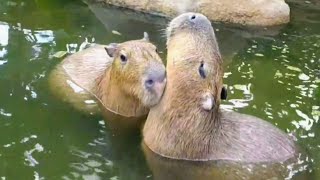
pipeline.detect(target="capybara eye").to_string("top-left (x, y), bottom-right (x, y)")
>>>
top-left (199, 62), bottom-right (206, 79)
top-left (120, 54), bottom-right (127, 63)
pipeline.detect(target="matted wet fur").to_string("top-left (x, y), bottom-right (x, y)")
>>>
top-left (143, 13), bottom-right (300, 166)
top-left (49, 33), bottom-right (166, 129)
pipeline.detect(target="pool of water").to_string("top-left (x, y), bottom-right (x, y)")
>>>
top-left (0, 0), bottom-right (319, 179)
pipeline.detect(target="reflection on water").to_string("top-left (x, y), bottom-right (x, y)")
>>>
top-left (0, 22), bottom-right (9, 46)
top-left (0, 0), bottom-right (319, 179)
top-left (143, 143), bottom-right (311, 180)
top-left (23, 29), bottom-right (55, 44)
top-left (0, 22), bottom-right (8, 64)
top-left (24, 143), bottom-right (44, 167)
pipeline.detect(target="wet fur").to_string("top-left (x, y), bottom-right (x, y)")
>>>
top-left (49, 44), bottom-right (109, 115)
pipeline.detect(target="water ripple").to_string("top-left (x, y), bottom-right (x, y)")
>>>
top-left (24, 143), bottom-right (44, 167)
top-left (0, 109), bottom-right (12, 117)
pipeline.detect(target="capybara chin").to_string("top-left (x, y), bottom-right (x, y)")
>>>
top-left (143, 12), bottom-right (301, 173)
top-left (49, 32), bottom-right (166, 120)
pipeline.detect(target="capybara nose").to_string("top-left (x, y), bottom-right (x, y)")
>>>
top-left (145, 69), bottom-right (166, 89)
top-left (189, 14), bottom-right (197, 21)
top-left (185, 13), bottom-right (208, 24)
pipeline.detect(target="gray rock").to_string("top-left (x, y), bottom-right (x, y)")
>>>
top-left (89, 0), bottom-right (290, 26)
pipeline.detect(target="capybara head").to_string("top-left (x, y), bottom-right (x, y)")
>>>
top-left (104, 32), bottom-right (166, 107)
top-left (143, 13), bottom-right (225, 159)
top-left (166, 13), bottom-right (223, 111)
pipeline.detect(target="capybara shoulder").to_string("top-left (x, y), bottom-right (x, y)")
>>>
top-left (48, 44), bottom-right (109, 115)
top-left (60, 44), bottom-right (111, 93)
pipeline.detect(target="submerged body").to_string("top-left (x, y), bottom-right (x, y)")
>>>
top-left (142, 13), bottom-right (303, 178)
top-left (49, 34), bottom-right (166, 130)
top-left (142, 142), bottom-right (309, 180)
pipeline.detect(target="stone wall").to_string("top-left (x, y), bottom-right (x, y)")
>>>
top-left (90, 0), bottom-right (290, 27)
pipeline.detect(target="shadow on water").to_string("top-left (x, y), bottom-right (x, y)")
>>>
top-left (0, 0), bottom-right (319, 179)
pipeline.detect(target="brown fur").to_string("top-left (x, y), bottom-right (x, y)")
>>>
top-left (49, 38), bottom-right (165, 121)
top-left (143, 13), bottom-right (299, 164)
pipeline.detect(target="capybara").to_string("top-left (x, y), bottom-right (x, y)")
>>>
top-left (49, 33), bottom-right (166, 130)
top-left (142, 13), bottom-right (305, 179)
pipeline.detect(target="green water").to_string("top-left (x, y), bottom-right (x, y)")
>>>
top-left (0, 0), bottom-right (319, 179)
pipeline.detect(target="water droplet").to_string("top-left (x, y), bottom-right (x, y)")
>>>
top-left (254, 53), bottom-right (264, 57)
top-left (287, 66), bottom-right (301, 72)
top-left (85, 160), bottom-right (102, 168)
top-left (112, 30), bottom-right (122, 36)
top-left (299, 73), bottom-right (310, 81)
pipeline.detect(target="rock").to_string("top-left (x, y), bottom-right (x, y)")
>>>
top-left (91, 0), bottom-right (290, 26)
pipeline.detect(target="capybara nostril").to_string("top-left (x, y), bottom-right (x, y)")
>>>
top-left (145, 79), bottom-right (155, 89)
top-left (190, 14), bottom-right (196, 20)
top-left (145, 68), bottom-right (166, 90)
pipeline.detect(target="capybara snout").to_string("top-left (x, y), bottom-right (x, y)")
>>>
top-left (144, 63), bottom-right (166, 86)
top-left (167, 12), bottom-right (211, 39)
top-left (142, 61), bottom-right (166, 107)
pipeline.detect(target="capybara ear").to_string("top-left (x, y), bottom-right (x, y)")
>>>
top-left (221, 86), bottom-right (227, 100)
top-left (143, 32), bottom-right (150, 41)
top-left (201, 92), bottom-right (215, 111)
top-left (104, 43), bottom-right (118, 57)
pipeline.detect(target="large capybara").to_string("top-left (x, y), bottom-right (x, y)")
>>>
top-left (142, 13), bottom-right (307, 179)
top-left (49, 33), bottom-right (166, 131)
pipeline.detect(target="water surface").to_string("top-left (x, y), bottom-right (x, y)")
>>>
top-left (0, 0), bottom-right (319, 179)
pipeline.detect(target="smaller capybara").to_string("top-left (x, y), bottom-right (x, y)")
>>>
top-left (49, 33), bottom-right (166, 129)
top-left (142, 13), bottom-right (305, 179)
